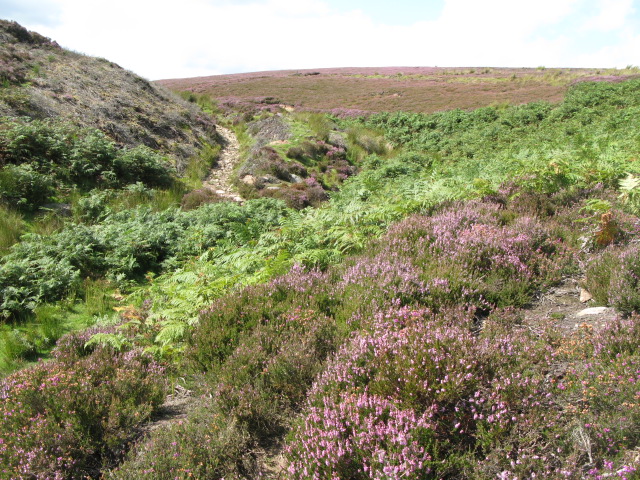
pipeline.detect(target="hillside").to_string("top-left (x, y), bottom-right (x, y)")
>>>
top-left (0, 20), bottom-right (218, 168)
top-left (3, 20), bottom-right (640, 480)
top-left (157, 65), bottom-right (640, 115)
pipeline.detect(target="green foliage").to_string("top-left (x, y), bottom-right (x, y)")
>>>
top-left (0, 198), bottom-right (291, 320)
top-left (4, 75), bottom-right (640, 478)
top-left (0, 204), bottom-right (24, 253)
top-left (619, 173), bottom-right (640, 214)
top-left (0, 163), bottom-right (55, 211)
top-left (84, 332), bottom-right (131, 351)
top-left (110, 406), bottom-right (254, 480)
top-left (0, 118), bottom-right (176, 197)
top-left (113, 146), bottom-right (174, 188)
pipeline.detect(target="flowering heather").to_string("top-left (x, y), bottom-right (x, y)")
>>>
top-left (287, 392), bottom-right (434, 479)
top-left (287, 301), bottom-right (640, 478)
top-left (340, 201), bottom-right (569, 311)
top-left (0, 345), bottom-right (166, 479)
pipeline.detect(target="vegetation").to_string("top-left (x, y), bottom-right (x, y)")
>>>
top-left (2, 20), bottom-right (640, 479)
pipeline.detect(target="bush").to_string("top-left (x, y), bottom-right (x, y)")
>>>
top-left (608, 245), bottom-right (640, 315)
top-left (0, 345), bottom-right (166, 479)
top-left (180, 188), bottom-right (224, 211)
top-left (72, 189), bottom-right (114, 223)
top-left (109, 405), bottom-right (256, 480)
top-left (113, 146), bottom-right (173, 188)
top-left (0, 164), bottom-right (55, 211)
top-left (584, 244), bottom-right (640, 315)
top-left (68, 130), bottom-right (118, 188)
top-left (0, 119), bottom-right (71, 168)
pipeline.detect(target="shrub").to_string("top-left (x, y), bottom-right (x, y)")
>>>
top-left (0, 164), bottom-right (55, 211)
top-left (608, 244), bottom-right (640, 315)
top-left (584, 248), bottom-right (622, 306)
top-left (584, 244), bottom-right (640, 314)
top-left (0, 119), bottom-right (71, 168)
top-left (68, 130), bottom-right (118, 188)
top-left (113, 146), bottom-right (173, 188)
top-left (109, 405), bottom-right (256, 480)
top-left (180, 188), bottom-right (224, 210)
top-left (0, 346), bottom-right (166, 479)
top-left (72, 189), bottom-right (114, 223)
top-left (261, 185), bottom-right (310, 209)
top-left (213, 308), bottom-right (337, 437)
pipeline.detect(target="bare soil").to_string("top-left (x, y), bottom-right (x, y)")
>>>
top-left (203, 125), bottom-right (244, 203)
top-left (523, 276), bottom-right (618, 331)
top-left (138, 384), bottom-right (193, 436)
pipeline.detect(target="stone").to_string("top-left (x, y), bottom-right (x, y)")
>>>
top-left (575, 307), bottom-right (613, 318)
top-left (241, 175), bottom-right (256, 185)
top-left (328, 131), bottom-right (347, 149)
top-left (579, 288), bottom-right (593, 303)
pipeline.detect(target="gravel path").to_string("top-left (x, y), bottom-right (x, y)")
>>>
top-left (203, 125), bottom-right (243, 203)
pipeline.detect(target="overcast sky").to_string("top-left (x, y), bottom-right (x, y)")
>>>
top-left (1, 0), bottom-right (639, 80)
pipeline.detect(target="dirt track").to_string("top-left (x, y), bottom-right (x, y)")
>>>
top-left (203, 125), bottom-right (243, 203)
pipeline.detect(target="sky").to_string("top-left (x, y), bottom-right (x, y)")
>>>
top-left (1, 0), bottom-right (639, 80)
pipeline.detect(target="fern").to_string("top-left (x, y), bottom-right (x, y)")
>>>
top-left (84, 333), bottom-right (130, 352)
top-left (619, 173), bottom-right (640, 214)
top-left (155, 321), bottom-right (187, 346)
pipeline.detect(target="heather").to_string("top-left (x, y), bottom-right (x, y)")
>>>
top-left (3, 25), bottom-right (640, 478)
top-left (0, 336), bottom-right (166, 479)
top-left (158, 66), bottom-right (640, 114)
top-left (111, 195), bottom-right (640, 479)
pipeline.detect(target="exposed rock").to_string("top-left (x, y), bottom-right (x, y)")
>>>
top-left (579, 288), bottom-right (593, 303)
top-left (575, 306), bottom-right (613, 318)
top-left (202, 126), bottom-right (243, 203)
top-left (241, 175), bottom-right (256, 185)
top-left (247, 115), bottom-right (292, 151)
top-left (261, 175), bottom-right (279, 184)
top-left (523, 277), bottom-right (619, 332)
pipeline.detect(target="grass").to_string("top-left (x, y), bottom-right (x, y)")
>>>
top-left (0, 277), bottom-right (117, 375)
top-left (0, 204), bottom-right (25, 254)
top-left (4, 21), bottom-right (640, 476)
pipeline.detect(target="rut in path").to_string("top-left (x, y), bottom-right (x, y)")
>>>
top-left (203, 125), bottom-right (243, 203)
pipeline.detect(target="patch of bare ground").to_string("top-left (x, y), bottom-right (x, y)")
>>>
top-left (256, 440), bottom-right (288, 479)
top-left (523, 276), bottom-right (618, 332)
top-left (138, 383), bottom-right (194, 436)
top-left (203, 125), bottom-right (244, 203)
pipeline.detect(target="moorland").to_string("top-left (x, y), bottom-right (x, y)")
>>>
top-left (2, 19), bottom-right (640, 480)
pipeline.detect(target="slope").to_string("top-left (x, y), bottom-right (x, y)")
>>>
top-left (0, 20), bottom-right (218, 170)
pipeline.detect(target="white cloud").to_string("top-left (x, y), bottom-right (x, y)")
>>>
top-left (582, 0), bottom-right (636, 31)
top-left (9, 0), bottom-right (640, 79)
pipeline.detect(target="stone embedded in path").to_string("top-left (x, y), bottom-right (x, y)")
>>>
top-left (575, 306), bottom-right (614, 317)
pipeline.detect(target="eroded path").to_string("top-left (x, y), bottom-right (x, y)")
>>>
top-left (204, 125), bottom-right (243, 203)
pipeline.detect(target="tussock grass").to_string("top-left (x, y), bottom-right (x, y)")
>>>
top-left (0, 204), bottom-right (24, 254)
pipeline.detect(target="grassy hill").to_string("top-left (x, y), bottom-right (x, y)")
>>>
top-left (2, 20), bottom-right (640, 480)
